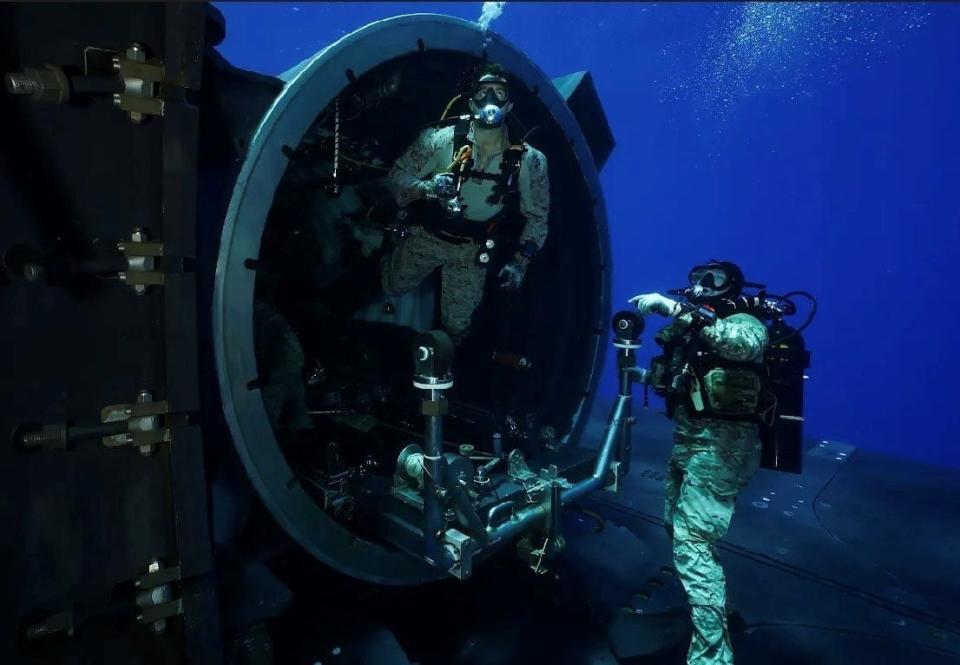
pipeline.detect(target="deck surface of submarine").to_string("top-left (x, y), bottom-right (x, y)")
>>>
top-left (0, 3), bottom-right (615, 661)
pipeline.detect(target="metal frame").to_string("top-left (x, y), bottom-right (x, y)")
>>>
top-left (213, 13), bottom-right (610, 584)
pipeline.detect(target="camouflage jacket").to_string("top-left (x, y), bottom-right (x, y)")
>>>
top-left (655, 312), bottom-right (769, 445)
top-left (386, 123), bottom-right (550, 251)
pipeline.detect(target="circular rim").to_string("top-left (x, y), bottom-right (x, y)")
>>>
top-left (213, 13), bottom-right (610, 584)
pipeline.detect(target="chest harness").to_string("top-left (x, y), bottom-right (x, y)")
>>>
top-left (413, 116), bottom-right (528, 266)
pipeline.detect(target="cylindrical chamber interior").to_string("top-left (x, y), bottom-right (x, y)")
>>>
top-left (253, 50), bottom-right (605, 479)
top-left (214, 14), bottom-right (610, 583)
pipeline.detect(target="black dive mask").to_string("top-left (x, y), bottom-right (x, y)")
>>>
top-left (668, 261), bottom-right (746, 307)
top-left (469, 83), bottom-right (512, 129)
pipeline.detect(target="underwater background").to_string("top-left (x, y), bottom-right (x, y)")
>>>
top-left (215, 2), bottom-right (959, 470)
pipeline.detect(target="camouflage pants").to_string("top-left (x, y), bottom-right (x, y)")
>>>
top-left (664, 414), bottom-right (761, 665)
top-left (381, 226), bottom-right (487, 341)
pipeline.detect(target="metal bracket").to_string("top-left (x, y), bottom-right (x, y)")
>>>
top-left (604, 460), bottom-right (623, 493)
top-left (117, 228), bottom-right (165, 295)
top-left (506, 449), bottom-right (537, 482)
top-left (135, 560), bottom-right (183, 635)
top-left (101, 390), bottom-right (171, 456)
top-left (443, 529), bottom-right (477, 580)
top-left (112, 44), bottom-right (165, 123)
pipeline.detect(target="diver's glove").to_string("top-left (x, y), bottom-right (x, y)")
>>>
top-left (420, 173), bottom-right (457, 200)
top-left (629, 293), bottom-right (682, 317)
top-left (498, 254), bottom-right (529, 291)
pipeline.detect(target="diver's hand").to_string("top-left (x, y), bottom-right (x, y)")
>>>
top-left (499, 255), bottom-right (529, 291)
top-left (420, 173), bottom-right (457, 200)
top-left (629, 293), bottom-right (681, 317)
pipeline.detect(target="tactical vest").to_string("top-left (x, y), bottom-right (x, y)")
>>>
top-left (651, 322), bottom-right (766, 423)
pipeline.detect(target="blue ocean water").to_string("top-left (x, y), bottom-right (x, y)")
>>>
top-left (216, 2), bottom-right (960, 469)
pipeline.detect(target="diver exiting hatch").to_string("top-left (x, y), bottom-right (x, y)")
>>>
top-left (630, 260), bottom-right (814, 665)
top-left (381, 63), bottom-right (550, 344)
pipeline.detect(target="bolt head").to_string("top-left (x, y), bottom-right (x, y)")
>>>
top-left (131, 228), bottom-right (146, 242)
top-left (147, 560), bottom-right (161, 573)
top-left (134, 284), bottom-right (148, 296)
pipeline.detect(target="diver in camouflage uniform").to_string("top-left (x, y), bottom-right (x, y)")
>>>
top-left (631, 261), bottom-right (770, 665)
top-left (382, 64), bottom-right (550, 343)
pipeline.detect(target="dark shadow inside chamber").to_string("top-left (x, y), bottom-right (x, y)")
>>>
top-left (251, 50), bottom-right (603, 495)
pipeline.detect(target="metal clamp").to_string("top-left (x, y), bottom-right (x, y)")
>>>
top-left (118, 228), bottom-right (165, 295)
top-left (135, 560), bottom-right (183, 635)
top-left (443, 529), bottom-right (477, 580)
top-left (112, 44), bottom-right (165, 123)
top-left (101, 390), bottom-right (170, 456)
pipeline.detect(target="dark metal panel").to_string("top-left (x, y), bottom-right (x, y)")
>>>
top-left (0, 3), bottom-right (219, 662)
top-left (552, 71), bottom-right (616, 170)
top-left (163, 3), bottom-right (207, 91)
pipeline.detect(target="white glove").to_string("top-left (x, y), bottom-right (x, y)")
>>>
top-left (421, 173), bottom-right (457, 200)
top-left (628, 293), bottom-right (681, 317)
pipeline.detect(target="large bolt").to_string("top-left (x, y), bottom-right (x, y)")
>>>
top-left (4, 65), bottom-right (69, 103)
top-left (5, 72), bottom-right (40, 95)
top-left (19, 423), bottom-right (68, 450)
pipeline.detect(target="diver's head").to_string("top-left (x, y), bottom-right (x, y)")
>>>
top-left (469, 64), bottom-right (512, 129)
top-left (683, 260), bottom-right (745, 305)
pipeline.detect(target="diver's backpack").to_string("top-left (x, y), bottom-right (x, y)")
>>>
top-left (758, 320), bottom-right (810, 474)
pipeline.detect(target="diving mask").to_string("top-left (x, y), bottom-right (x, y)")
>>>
top-left (469, 76), bottom-right (512, 129)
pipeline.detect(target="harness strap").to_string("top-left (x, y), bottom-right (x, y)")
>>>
top-left (449, 117), bottom-right (526, 206)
